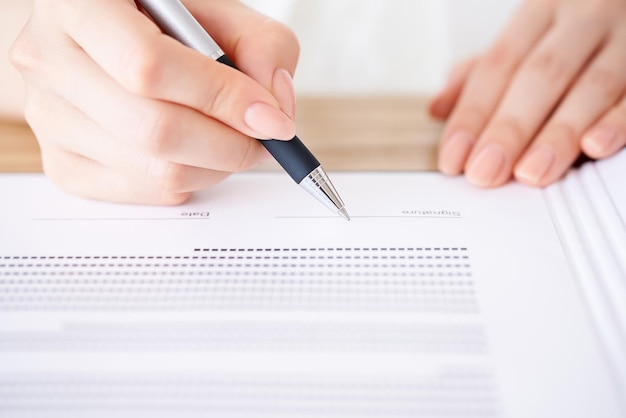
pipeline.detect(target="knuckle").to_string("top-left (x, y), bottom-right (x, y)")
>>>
top-left (483, 41), bottom-right (518, 73)
top-left (489, 116), bottom-right (528, 147)
top-left (40, 148), bottom-right (86, 195)
top-left (144, 157), bottom-right (188, 193)
top-left (135, 107), bottom-right (180, 157)
top-left (450, 103), bottom-right (488, 128)
top-left (9, 34), bottom-right (43, 74)
top-left (160, 162), bottom-right (188, 193)
top-left (542, 122), bottom-right (577, 147)
top-left (200, 74), bottom-right (235, 117)
top-left (584, 67), bottom-right (624, 101)
top-left (261, 19), bottom-right (300, 58)
top-left (121, 41), bottom-right (164, 96)
top-left (526, 50), bottom-right (567, 84)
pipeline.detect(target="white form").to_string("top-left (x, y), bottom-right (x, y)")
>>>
top-left (0, 150), bottom-right (625, 418)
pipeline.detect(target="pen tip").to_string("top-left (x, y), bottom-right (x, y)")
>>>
top-left (338, 208), bottom-right (350, 221)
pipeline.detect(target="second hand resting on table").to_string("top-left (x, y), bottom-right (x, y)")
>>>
top-left (430, 0), bottom-right (626, 188)
top-left (8, 0), bottom-right (626, 206)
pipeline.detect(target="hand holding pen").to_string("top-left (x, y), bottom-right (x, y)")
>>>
top-left (10, 0), bottom-right (304, 205)
top-left (137, 0), bottom-right (348, 219)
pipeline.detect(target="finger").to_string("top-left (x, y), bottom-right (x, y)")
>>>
top-left (428, 56), bottom-right (479, 120)
top-left (464, 15), bottom-right (609, 187)
top-left (61, 0), bottom-right (295, 140)
top-left (189, 0), bottom-right (300, 118)
top-left (437, 0), bottom-right (554, 176)
top-left (515, 33), bottom-right (626, 186)
top-left (33, 37), bottom-right (269, 174)
top-left (39, 144), bottom-right (193, 206)
top-left (581, 98), bottom-right (626, 160)
top-left (25, 86), bottom-right (232, 197)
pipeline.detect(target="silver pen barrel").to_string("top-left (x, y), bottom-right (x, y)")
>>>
top-left (138, 0), bottom-right (225, 60)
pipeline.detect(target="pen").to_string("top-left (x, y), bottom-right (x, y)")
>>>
top-left (136, 0), bottom-right (350, 221)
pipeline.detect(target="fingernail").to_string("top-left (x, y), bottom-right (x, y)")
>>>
top-left (514, 144), bottom-right (556, 186)
top-left (583, 126), bottom-right (620, 156)
top-left (272, 69), bottom-right (296, 120)
top-left (244, 102), bottom-right (296, 140)
top-left (466, 144), bottom-right (506, 187)
top-left (438, 131), bottom-right (474, 175)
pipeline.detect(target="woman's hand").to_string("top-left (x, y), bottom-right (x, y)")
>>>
top-left (430, 0), bottom-right (626, 188)
top-left (10, 0), bottom-right (299, 204)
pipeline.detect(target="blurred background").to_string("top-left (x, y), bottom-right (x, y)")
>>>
top-left (0, 0), bottom-right (522, 118)
top-left (0, 0), bottom-right (523, 171)
top-left (241, 0), bottom-right (520, 96)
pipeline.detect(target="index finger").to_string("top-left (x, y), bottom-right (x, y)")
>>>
top-left (60, 0), bottom-right (295, 140)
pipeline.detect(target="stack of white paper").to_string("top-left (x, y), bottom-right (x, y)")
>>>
top-left (0, 150), bottom-right (624, 418)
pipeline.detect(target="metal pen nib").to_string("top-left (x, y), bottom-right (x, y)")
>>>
top-left (299, 166), bottom-right (350, 221)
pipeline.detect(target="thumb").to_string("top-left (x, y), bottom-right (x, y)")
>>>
top-left (190, 0), bottom-right (300, 119)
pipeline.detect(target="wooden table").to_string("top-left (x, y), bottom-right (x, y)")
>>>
top-left (0, 96), bottom-right (442, 173)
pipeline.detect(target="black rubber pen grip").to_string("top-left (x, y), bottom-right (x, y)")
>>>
top-left (260, 136), bottom-right (320, 183)
top-left (217, 54), bottom-right (238, 69)
top-left (217, 55), bottom-right (319, 183)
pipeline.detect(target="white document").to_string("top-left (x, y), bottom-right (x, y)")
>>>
top-left (0, 150), bottom-right (625, 418)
